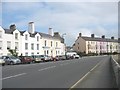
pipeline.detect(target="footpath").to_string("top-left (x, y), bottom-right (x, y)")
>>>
top-left (73, 57), bottom-right (117, 88)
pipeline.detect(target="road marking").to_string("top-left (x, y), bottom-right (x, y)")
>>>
top-left (2, 73), bottom-right (26, 80)
top-left (38, 66), bottom-right (56, 71)
top-left (69, 61), bottom-right (102, 90)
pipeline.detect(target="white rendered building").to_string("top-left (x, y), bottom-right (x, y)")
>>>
top-left (0, 22), bottom-right (65, 57)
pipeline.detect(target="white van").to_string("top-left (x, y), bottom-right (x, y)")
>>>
top-left (66, 52), bottom-right (80, 59)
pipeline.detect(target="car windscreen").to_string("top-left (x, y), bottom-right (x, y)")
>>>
top-left (9, 56), bottom-right (17, 59)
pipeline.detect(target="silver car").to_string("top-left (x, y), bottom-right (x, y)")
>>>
top-left (40, 55), bottom-right (51, 62)
top-left (3, 56), bottom-right (21, 65)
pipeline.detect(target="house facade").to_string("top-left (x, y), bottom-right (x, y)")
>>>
top-left (73, 33), bottom-right (119, 54)
top-left (0, 22), bottom-right (65, 57)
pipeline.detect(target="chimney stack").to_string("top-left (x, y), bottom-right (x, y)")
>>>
top-left (91, 34), bottom-right (94, 38)
top-left (28, 22), bottom-right (35, 34)
top-left (54, 32), bottom-right (60, 37)
top-left (102, 35), bottom-right (105, 39)
top-left (118, 38), bottom-right (120, 43)
top-left (79, 33), bottom-right (82, 37)
top-left (111, 36), bottom-right (114, 39)
top-left (10, 24), bottom-right (16, 31)
top-left (48, 28), bottom-right (53, 36)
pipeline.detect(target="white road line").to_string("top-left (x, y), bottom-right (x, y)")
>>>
top-left (2, 73), bottom-right (26, 80)
top-left (69, 61), bottom-right (102, 90)
top-left (38, 66), bottom-right (56, 71)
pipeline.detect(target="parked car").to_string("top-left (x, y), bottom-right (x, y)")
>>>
top-left (2, 56), bottom-right (21, 65)
top-left (55, 55), bottom-right (67, 61)
top-left (73, 54), bottom-right (80, 59)
top-left (19, 56), bottom-right (33, 64)
top-left (40, 55), bottom-right (51, 62)
top-left (66, 55), bottom-right (71, 60)
top-left (0, 56), bottom-right (5, 66)
top-left (31, 55), bottom-right (42, 63)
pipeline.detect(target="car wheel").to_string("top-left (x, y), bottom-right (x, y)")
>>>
top-left (2, 63), bottom-right (5, 66)
top-left (32, 60), bottom-right (35, 63)
top-left (10, 61), bottom-right (14, 65)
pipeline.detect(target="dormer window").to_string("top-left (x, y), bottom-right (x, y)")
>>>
top-left (37, 36), bottom-right (39, 41)
top-left (25, 34), bottom-right (28, 40)
top-left (15, 33), bottom-right (18, 40)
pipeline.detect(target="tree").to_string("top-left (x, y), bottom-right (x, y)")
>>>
top-left (7, 48), bottom-right (18, 57)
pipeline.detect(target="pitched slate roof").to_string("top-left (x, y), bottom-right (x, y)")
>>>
top-left (19, 31), bottom-right (26, 35)
top-left (39, 32), bottom-right (53, 38)
top-left (4, 28), bottom-right (61, 40)
top-left (4, 29), bottom-right (14, 34)
top-left (82, 36), bottom-right (118, 42)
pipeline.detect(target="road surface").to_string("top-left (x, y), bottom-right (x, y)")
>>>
top-left (2, 56), bottom-right (115, 88)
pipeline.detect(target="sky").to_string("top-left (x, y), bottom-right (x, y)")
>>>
top-left (1, 0), bottom-right (119, 46)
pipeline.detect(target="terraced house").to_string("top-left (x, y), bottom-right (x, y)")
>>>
top-left (0, 22), bottom-right (65, 57)
top-left (73, 33), bottom-right (119, 54)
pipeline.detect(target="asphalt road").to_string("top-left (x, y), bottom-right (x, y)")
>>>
top-left (2, 56), bottom-right (115, 88)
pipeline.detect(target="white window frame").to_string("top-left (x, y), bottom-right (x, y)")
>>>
top-left (15, 33), bottom-right (18, 40)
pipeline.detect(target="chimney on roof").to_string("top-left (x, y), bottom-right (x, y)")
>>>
top-left (118, 38), bottom-right (120, 43)
top-left (111, 36), bottom-right (114, 39)
top-left (48, 28), bottom-right (53, 36)
top-left (28, 22), bottom-right (35, 34)
top-left (79, 33), bottom-right (82, 37)
top-left (54, 32), bottom-right (64, 43)
top-left (54, 32), bottom-right (60, 37)
top-left (91, 34), bottom-right (94, 38)
top-left (10, 24), bottom-right (16, 31)
top-left (102, 35), bottom-right (105, 39)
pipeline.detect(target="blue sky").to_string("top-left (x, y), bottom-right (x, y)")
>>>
top-left (1, 0), bottom-right (118, 46)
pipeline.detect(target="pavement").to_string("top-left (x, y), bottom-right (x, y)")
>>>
top-left (1, 56), bottom-right (116, 88)
top-left (71, 56), bottom-right (116, 88)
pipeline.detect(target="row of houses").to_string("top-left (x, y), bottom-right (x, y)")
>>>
top-left (0, 22), bottom-right (65, 57)
top-left (73, 33), bottom-right (119, 54)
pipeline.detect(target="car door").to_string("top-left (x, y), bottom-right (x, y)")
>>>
top-left (4, 56), bottom-right (10, 65)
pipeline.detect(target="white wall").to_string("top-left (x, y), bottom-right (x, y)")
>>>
top-left (0, 26), bottom-right (65, 57)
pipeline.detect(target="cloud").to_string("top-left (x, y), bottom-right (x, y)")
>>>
top-left (2, 2), bottom-right (118, 46)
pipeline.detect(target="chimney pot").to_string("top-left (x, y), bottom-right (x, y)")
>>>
top-left (28, 22), bottom-right (35, 34)
top-left (10, 24), bottom-right (16, 31)
top-left (111, 36), bottom-right (114, 39)
top-left (48, 28), bottom-right (53, 36)
top-left (79, 33), bottom-right (82, 37)
top-left (118, 38), bottom-right (120, 43)
top-left (91, 34), bottom-right (94, 38)
top-left (102, 35), bottom-right (105, 39)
